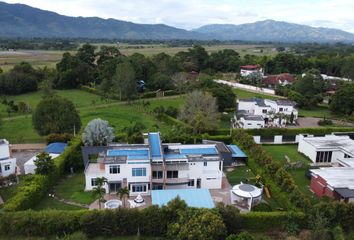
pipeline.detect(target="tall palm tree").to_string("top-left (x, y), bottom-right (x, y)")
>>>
top-left (92, 177), bottom-right (107, 209)
top-left (117, 187), bottom-right (130, 208)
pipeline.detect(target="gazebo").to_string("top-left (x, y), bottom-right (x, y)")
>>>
top-left (231, 183), bottom-right (263, 211)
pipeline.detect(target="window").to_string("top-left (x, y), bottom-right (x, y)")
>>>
top-left (315, 151), bottom-right (333, 163)
top-left (131, 184), bottom-right (147, 192)
top-left (152, 184), bottom-right (163, 190)
top-left (109, 165), bottom-right (120, 174)
top-left (152, 171), bottom-right (163, 179)
top-left (344, 154), bottom-right (353, 158)
top-left (91, 178), bottom-right (98, 186)
top-left (132, 168), bottom-right (146, 177)
top-left (4, 165), bottom-right (10, 171)
top-left (203, 161), bottom-right (208, 167)
top-left (262, 109), bottom-right (267, 114)
top-left (188, 179), bottom-right (195, 187)
top-left (279, 108), bottom-right (283, 112)
top-left (167, 171), bottom-right (178, 178)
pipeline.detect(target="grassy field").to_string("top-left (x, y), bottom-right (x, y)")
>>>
top-left (55, 172), bottom-right (95, 205)
top-left (233, 88), bottom-right (281, 100)
top-left (32, 196), bottom-right (85, 211)
top-left (0, 90), bottom-right (186, 143)
top-left (226, 165), bottom-right (255, 186)
top-left (0, 44), bottom-right (276, 72)
top-left (262, 144), bottom-right (313, 197)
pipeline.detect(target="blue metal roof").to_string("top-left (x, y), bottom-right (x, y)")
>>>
top-left (180, 147), bottom-right (217, 155)
top-left (151, 189), bottom-right (215, 208)
top-left (227, 145), bottom-right (247, 158)
top-left (149, 133), bottom-right (163, 159)
top-left (45, 142), bottom-right (67, 154)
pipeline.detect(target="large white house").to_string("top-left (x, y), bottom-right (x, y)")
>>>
top-left (84, 132), bottom-right (240, 196)
top-left (0, 139), bottom-right (17, 177)
top-left (298, 135), bottom-right (354, 164)
top-left (234, 98), bottom-right (298, 129)
top-left (240, 65), bottom-right (263, 77)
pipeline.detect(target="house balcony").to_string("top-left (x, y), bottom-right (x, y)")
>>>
top-left (151, 178), bottom-right (190, 185)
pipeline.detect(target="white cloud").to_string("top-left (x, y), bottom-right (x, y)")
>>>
top-left (2, 0), bottom-right (354, 32)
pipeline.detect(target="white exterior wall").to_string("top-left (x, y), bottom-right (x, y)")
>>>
top-left (240, 69), bottom-right (263, 77)
top-left (0, 158), bottom-right (16, 177)
top-left (187, 161), bottom-right (223, 189)
top-left (237, 101), bottom-right (256, 114)
top-left (240, 118), bottom-right (264, 129)
top-left (298, 138), bottom-right (317, 163)
top-left (254, 106), bottom-right (272, 118)
top-left (0, 143), bottom-right (10, 159)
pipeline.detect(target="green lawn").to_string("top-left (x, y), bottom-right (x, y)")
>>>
top-left (55, 172), bottom-right (95, 205)
top-left (262, 144), bottom-right (313, 197)
top-left (298, 105), bottom-right (341, 119)
top-left (233, 88), bottom-right (281, 100)
top-left (226, 165), bottom-right (255, 186)
top-left (32, 196), bottom-right (85, 211)
top-left (219, 112), bottom-right (233, 129)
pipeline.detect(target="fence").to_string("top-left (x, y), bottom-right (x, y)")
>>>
top-left (214, 80), bottom-right (276, 95)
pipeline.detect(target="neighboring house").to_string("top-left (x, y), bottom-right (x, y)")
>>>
top-left (24, 142), bottom-right (67, 174)
top-left (234, 98), bottom-right (298, 129)
top-left (240, 65), bottom-right (263, 77)
top-left (83, 132), bottom-right (243, 195)
top-left (310, 167), bottom-right (354, 202)
top-left (262, 73), bottom-right (295, 88)
top-left (0, 139), bottom-right (17, 177)
top-left (298, 135), bottom-right (354, 164)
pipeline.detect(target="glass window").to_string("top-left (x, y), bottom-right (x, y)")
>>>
top-left (109, 165), bottom-right (120, 174)
top-left (203, 161), bottom-right (207, 167)
top-left (132, 168), bottom-right (147, 177)
top-left (279, 108), bottom-right (283, 112)
top-left (4, 165), bottom-right (10, 171)
top-left (167, 171), bottom-right (178, 178)
top-left (262, 109), bottom-right (267, 113)
top-left (188, 179), bottom-right (194, 187)
top-left (152, 184), bottom-right (163, 190)
top-left (152, 171), bottom-right (163, 179)
top-left (91, 178), bottom-right (98, 186)
top-left (132, 184), bottom-right (147, 192)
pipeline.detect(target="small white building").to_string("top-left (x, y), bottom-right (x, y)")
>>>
top-left (84, 132), bottom-right (226, 196)
top-left (235, 98), bottom-right (298, 129)
top-left (298, 135), bottom-right (354, 164)
top-left (24, 153), bottom-right (60, 174)
top-left (240, 65), bottom-right (263, 77)
top-left (0, 139), bottom-right (17, 177)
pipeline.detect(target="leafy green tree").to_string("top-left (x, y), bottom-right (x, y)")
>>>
top-left (96, 46), bottom-right (122, 66)
top-left (92, 177), bottom-right (107, 209)
top-left (32, 96), bottom-right (81, 136)
top-left (82, 118), bottom-right (115, 146)
top-left (113, 61), bottom-right (137, 101)
top-left (179, 90), bottom-right (219, 134)
top-left (148, 73), bottom-right (173, 90)
top-left (329, 83), bottom-right (354, 115)
top-left (208, 49), bottom-right (241, 72)
top-left (188, 45), bottom-right (209, 71)
top-left (129, 53), bottom-right (156, 81)
top-left (341, 54), bottom-right (354, 80)
top-left (167, 208), bottom-right (226, 240)
top-left (117, 187), bottom-right (130, 208)
top-left (209, 85), bottom-right (236, 112)
top-left (122, 122), bottom-right (145, 143)
top-left (34, 152), bottom-right (55, 175)
top-left (76, 43), bottom-right (96, 67)
top-left (152, 52), bottom-right (177, 75)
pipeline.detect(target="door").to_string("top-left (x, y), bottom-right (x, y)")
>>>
top-left (109, 182), bottom-right (122, 193)
top-left (196, 178), bottom-right (201, 188)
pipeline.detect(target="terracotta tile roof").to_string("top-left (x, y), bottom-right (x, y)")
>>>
top-left (263, 73), bottom-right (295, 85)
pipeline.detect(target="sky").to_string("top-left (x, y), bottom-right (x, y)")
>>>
top-left (3, 0), bottom-right (354, 33)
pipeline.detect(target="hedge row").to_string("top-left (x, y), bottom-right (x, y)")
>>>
top-left (3, 137), bottom-right (82, 211)
top-left (245, 127), bottom-right (354, 137)
top-left (159, 113), bottom-right (193, 130)
top-left (231, 129), bottom-right (311, 211)
top-left (0, 205), bottom-right (307, 238)
top-left (79, 85), bottom-right (100, 96)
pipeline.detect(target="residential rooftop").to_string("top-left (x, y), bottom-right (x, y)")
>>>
top-left (311, 167), bottom-right (354, 189)
top-left (302, 135), bottom-right (354, 154)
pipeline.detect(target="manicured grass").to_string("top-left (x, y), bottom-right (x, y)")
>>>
top-left (233, 88), bottom-right (281, 100)
top-left (226, 165), bottom-right (255, 186)
top-left (32, 196), bottom-right (85, 211)
top-left (55, 172), bottom-right (95, 205)
top-left (0, 185), bottom-right (18, 202)
top-left (262, 144), bottom-right (313, 197)
top-left (219, 112), bottom-right (233, 129)
top-left (298, 105), bottom-right (340, 119)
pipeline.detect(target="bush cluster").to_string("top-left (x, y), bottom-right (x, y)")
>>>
top-left (46, 133), bottom-right (73, 144)
top-left (3, 137), bottom-right (82, 211)
top-left (231, 129), bottom-right (311, 210)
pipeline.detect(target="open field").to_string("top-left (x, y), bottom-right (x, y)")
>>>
top-left (0, 90), bottom-right (186, 143)
top-left (233, 88), bottom-right (281, 100)
top-left (262, 144), bottom-right (313, 197)
top-left (32, 196), bottom-right (85, 211)
top-left (0, 44), bottom-right (276, 71)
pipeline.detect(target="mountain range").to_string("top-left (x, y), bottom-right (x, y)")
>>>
top-left (1, 1), bottom-right (354, 43)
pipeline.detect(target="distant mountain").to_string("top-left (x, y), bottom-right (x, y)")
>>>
top-left (194, 20), bottom-right (354, 43)
top-left (0, 1), bottom-right (354, 43)
top-left (0, 1), bottom-right (203, 40)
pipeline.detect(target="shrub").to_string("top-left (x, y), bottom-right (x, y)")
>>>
top-left (317, 119), bottom-right (333, 126)
top-left (46, 133), bottom-right (73, 144)
top-left (251, 203), bottom-right (272, 212)
top-left (60, 232), bottom-right (88, 240)
top-left (227, 232), bottom-right (255, 240)
top-left (80, 85), bottom-right (99, 95)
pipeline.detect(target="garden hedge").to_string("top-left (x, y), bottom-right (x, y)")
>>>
top-left (245, 127), bottom-right (354, 137)
top-left (0, 206), bottom-right (307, 238)
top-left (3, 137), bottom-right (82, 211)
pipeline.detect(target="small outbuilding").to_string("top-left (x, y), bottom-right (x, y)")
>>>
top-left (231, 183), bottom-right (263, 211)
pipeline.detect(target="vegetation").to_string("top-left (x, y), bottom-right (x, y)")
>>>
top-left (91, 177), bottom-right (107, 209)
top-left (32, 96), bottom-right (81, 136)
top-left (329, 83), bottom-right (354, 116)
top-left (34, 152), bottom-right (56, 175)
top-left (179, 90), bottom-right (219, 134)
top-left (82, 118), bottom-right (115, 146)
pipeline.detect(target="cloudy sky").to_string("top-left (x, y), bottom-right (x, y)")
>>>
top-left (3, 0), bottom-right (354, 32)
